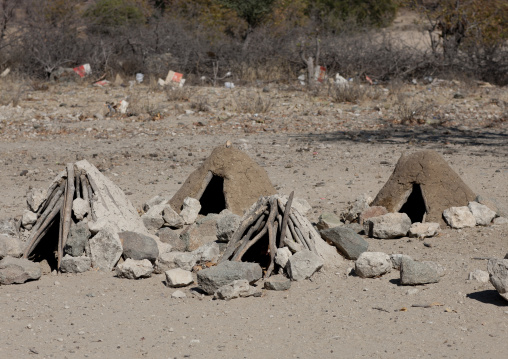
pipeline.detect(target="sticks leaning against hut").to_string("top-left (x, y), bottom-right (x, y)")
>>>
top-left (221, 192), bottom-right (325, 278)
top-left (23, 163), bottom-right (96, 269)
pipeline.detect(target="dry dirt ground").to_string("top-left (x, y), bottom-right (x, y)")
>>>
top-left (0, 69), bottom-right (508, 359)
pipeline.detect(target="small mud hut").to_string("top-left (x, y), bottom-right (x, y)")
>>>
top-left (371, 150), bottom-right (476, 225)
top-left (169, 144), bottom-right (276, 216)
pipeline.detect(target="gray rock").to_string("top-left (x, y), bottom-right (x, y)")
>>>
top-left (180, 197), bottom-right (201, 224)
top-left (364, 213), bottom-right (411, 239)
top-left (89, 229), bottom-right (123, 271)
top-left (72, 198), bottom-right (90, 220)
top-left (468, 201), bottom-right (496, 226)
top-left (264, 274), bottom-right (291, 291)
top-left (27, 188), bottom-right (47, 212)
top-left (165, 268), bottom-right (194, 287)
top-left (0, 218), bottom-right (18, 237)
top-left (487, 258), bottom-right (508, 301)
top-left (60, 255), bottom-right (91, 273)
top-left (119, 231), bottom-right (159, 262)
top-left (174, 252), bottom-right (199, 271)
top-left (408, 222), bottom-right (440, 238)
top-left (64, 222), bottom-right (91, 257)
top-left (286, 250), bottom-right (324, 281)
top-left (0, 234), bottom-right (23, 259)
top-left (213, 279), bottom-right (262, 300)
top-left (197, 261), bottom-right (263, 295)
top-left (143, 195), bottom-right (169, 212)
top-left (400, 257), bottom-right (440, 285)
top-left (275, 247), bottom-right (292, 268)
top-left (443, 206), bottom-right (476, 229)
top-left (468, 269), bottom-right (489, 283)
top-left (193, 242), bottom-right (220, 264)
top-left (180, 220), bottom-right (218, 252)
top-left (157, 227), bottom-right (186, 251)
top-left (316, 212), bottom-right (342, 230)
top-left (342, 223), bottom-right (364, 234)
top-left (162, 206), bottom-right (184, 229)
top-left (0, 256), bottom-right (41, 284)
top-left (115, 258), bottom-right (153, 279)
top-left (216, 210), bottom-right (241, 242)
top-left (423, 261), bottom-right (445, 277)
top-left (320, 227), bottom-right (368, 260)
top-left (494, 217), bottom-right (508, 225)
top-left (141, 203), bottom-right (166, 231)
top-left (343, 194), bottom-right (372, 223)
top-left (21, 210), bottom-right (37, 230)
top-left (355, 252), bottom-right (392, 278)
top-left (390, 254), bottom-right (413, 270)
top-left (476, 195), bottom-right (507, 217)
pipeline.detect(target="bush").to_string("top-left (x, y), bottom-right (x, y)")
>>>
top-left (84, 0), bottom-right (148, 28)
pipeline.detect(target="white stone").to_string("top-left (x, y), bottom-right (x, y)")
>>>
top-left (165, 268), bottom-right (194, 287)
top-left (162, 206), bottom-right (184, 229)
top-left (72, 198), bottom-right (90, 220)
top-left (408, 222), bottom-right (440, 238)
top-left (180, 197), bottom-right (201, 224)
top-left (60, 255), bottom-right (91, 273)
top-left (275, 247), bottom-right (292, 268)
top-left (468, 269), bottom-right (489, 283)
top-left (468, 201), bottom-right (496, 226)
top-left (171, 290), bottom-right (187, 298)
top-left (355, 252), bottom-right (392, 278)
top-left (292, 197), bottom-right (312, 215)
top-left (493, 217), bottom-right (508, 225)
top-left (213, 279), bottom-right (262, 300)
top-left (26, 188), bottom-right (46, 212)
top-left (443, 206), bottom-right (476, 229)
top-left (116, 258), bottom-right (153, 279)
top-left (21, 210), bottom-right (38, 229)
top-left (143, 195), bottom-right (169, 212)
top-left (390, 254), bottom-right (413, 270)
top-left (141, 203), bottom-right (166, 230)
top-left (364, 213), bottom-right (411, 239)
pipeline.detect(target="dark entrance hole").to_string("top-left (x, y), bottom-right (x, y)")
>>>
top-left (199, 175), bottom-right (226, 215)
top-left (399, 183), bottom-right (426, 223)
top-left (242, 234), bottom-right (271, 269)
top-left (28, 217), bottom-right (60, 270)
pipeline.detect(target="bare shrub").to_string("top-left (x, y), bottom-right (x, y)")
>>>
top-left (231, 90), bottom-right (272, 114)
top-left (190, 96), bottom-right (211, 112)
top-left (394, 94), bottom-right (431, 125)
top-left (166, 86), bottom-right (191, 102)
top-left (329, 82), bottom-right (377, 104)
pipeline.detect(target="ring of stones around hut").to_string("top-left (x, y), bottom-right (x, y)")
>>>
top-left (116, 258), bottom-right (154, 279)
top-left (354, 252), bottom-right (392, 278)
top-left (442, 206), bottom-right (476, 229)
top-left (0, 234), bottom-right (23, 259)
top-left (0, 256), bottom-right (42, 285)
top-left (400, 257), bottom-right (440, 285)
top-left (487, 258), bottom-right (508, 302)
top-left (468, 201), bottom-right (497, 226)
top-left (363, 213), bottom-right (411, 239)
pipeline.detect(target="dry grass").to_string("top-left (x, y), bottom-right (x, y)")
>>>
top-left (328, 82), bottom-right (381, 104)
top-left (166, 86), bottom-right (192, 102)
top-left (231, 90), bottom-right (273, 114)
top-left (394, 94), bottom-right (431, 124)
top-left (190, 96), bottom-right (211, 112)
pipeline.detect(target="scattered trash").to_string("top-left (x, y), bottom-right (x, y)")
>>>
top-left (0, 68), bottom-right (10, 77)
top-left (93, 80), bottom-right (110, 87)
top-left (335, 73), bottom-right (349, 87)
top-left (224, 82), bottom-right (234, 88)
top-left (158, 70), bottom-right (185, 88)
top-left (119, 100), bottom-right (129, 114)
top-left (135, 73), bottom-right (144, 83)
top-left (298, 74), bottom-right (306, 86)
top-left (315, 66), bottom-right (326, 83)
top-left (365, 75), bottom-right (373, 85)
top-left (73, 64), bottom-right (91, 78)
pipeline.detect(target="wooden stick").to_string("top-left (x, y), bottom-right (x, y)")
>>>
top-left (278, 191), bottom-right (294, 248)
top-left (24, 197), bottom-right (64, 258)
top-left (37, 180), bottom-right (64, 216)
top-left (81, 174), bottom-right (96, 221)
top-left (58, 164), bottom-right (75, 269)
top-left (231, 215), bottom-right (267, 261)
top-left (295, 226), bottom-right (311, 251)
top-left (265, 214), bottom-right (278, 278)
top-left (86, 173), bottom-right (109, 211)
top-left (29, 186), bottom-right (64, 240)
top-left (80, 174), bottom-right (89, 202)
top-left (75, 170), bottom-right (81, 199)
top-left (288, 217), bottom-right (304, 247)
top-left (220, 198), bottom-right (268, 262)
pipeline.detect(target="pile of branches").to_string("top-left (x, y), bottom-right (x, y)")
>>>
top-left (220, 192), bottom-right (321, 277)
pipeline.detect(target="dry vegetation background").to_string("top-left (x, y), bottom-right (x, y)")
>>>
top-left (0, 0), bottom-right (507, 86)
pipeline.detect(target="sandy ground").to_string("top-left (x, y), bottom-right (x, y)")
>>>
top-left (1, 52), bottom-right (508, 359)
